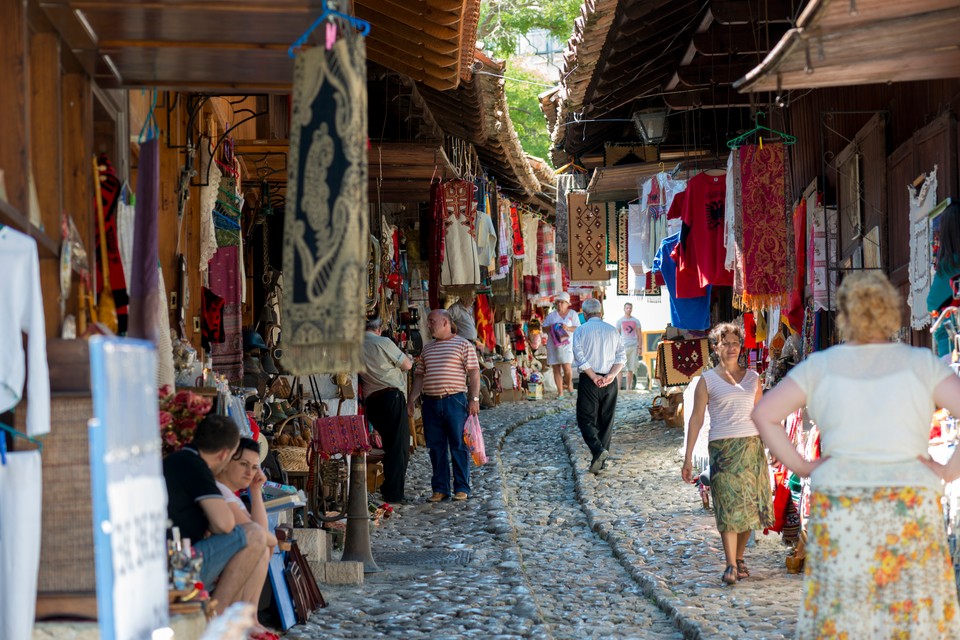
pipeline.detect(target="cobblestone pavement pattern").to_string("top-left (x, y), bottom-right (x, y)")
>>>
top-left (286, 392), bottom-right (802, 639)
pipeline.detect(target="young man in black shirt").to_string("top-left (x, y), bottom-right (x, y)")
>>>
top-left (163, 415), bottom-right (270, 615)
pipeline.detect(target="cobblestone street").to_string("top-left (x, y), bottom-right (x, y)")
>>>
top-left (287, 392), bottom-right (803, 639)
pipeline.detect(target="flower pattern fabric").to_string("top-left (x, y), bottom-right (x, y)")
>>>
top-left (799, 486), bottom-right (960, 639)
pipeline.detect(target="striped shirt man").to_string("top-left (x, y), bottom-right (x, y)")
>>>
top-left (414, 335), bottom-right (479, 396)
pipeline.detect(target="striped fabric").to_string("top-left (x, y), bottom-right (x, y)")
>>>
top-left (702, 368), bottom-right (761, 441)
top-left (414, 335), bottom-right (480, 396)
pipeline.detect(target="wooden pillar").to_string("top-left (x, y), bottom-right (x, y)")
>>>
top-left (62, 73), bottom-right (94, 322)
top-left (31, 32), bottom-right (65, 337)
top-left (0, 0), bottom-right (30, 213)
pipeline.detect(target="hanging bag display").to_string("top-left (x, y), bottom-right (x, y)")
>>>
top-left (312, 395), bottom-right (370, 459)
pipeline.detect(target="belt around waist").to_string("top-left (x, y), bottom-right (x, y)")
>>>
top-left (365, 387), bottom-right (403, 401)
top-left (422, 391), bottom-right (466, 401)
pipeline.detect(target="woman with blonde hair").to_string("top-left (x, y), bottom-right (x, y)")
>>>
top-left (682, 322), bottom-right (773, 585)
top-left (753, 271), bottom-right (960, 638)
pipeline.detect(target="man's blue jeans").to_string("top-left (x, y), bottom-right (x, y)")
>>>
top-left (421, 392), bottom-right (471, 496)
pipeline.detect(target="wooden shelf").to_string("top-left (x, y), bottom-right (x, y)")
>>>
top-left (0, 198), bottom-right (60, 257)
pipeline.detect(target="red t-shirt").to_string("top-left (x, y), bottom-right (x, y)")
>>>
top-left (668, 191), bottom-right (708, 299)
top-left (679, 172), bottom-right (733, 288)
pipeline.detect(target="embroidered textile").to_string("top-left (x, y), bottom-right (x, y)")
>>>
top-left (555, 173), bottom-right (587, 265)
top-left (724, 150), bottom-right (738, 270)
top-left (617, 210), bottom-right (629, 295)
top-left (199, 148), bottom-right (221, 274)
top-left (521, 213), bottom-right (540, 277)
top-left (509, 203), bottom-right (525, 258)
top-left (656, 338), bottom-right (709, 387)
top-left (94, 154), bottom-right (130, 334)
top-left (475, 294), bottom-right (496, 352)
top-left (282, 36), bottom-right (368, 375)
top-left (440, 180), bottom-right (481, 287)
top-left (208, 246), bottom-right (243, 383)
top-left (785, 198), bottom-right (807, 332)
top-left (627, 203), bottom-right (645, 273)
top-left (567, 192), bottom-right (607, 282)
top-left (606, 203), bottom-right (618, 264)
top-left (538, 224), bottom-right (562, 299)
top-left (907, 166), bottom-right (939, 329)
top-left (808, 194), bottom-right (838, 311)
top-left (739, 143), bottom-right (792, 309)
top-left (495, 198), bottom-right (512, 278)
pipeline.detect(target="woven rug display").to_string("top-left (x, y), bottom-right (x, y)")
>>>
top-left (282, 34), bottom-right (368, 374)
top-left (656, 338), bottom-right (709, 387)
top-left (567, 192), bottom-right (607, 282)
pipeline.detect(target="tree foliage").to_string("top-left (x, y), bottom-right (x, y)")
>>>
top-left (478, 1), bottom-right (582, 165)
top-left (478, 0), bottom-right (582, 59)
top-left (501, 62), bottom-right (554, 162)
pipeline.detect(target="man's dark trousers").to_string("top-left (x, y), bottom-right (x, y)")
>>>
top-left (364, 388), bottom-right (410, 502)
top-left (576, 373), bottom-right (618, 457)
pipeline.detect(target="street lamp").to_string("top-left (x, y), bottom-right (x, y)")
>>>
top-left (632, 108), bottom-right (669, 145)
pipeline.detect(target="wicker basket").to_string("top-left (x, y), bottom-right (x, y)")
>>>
top-left (272, 413), bottom-right (312, 473)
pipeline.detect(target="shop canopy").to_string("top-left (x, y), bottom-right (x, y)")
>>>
top-left (39, 0), bottom-right (481, 91)
top-left (545, 0), bottom-right (792, 167)
top-left (734, 0), bottom-right (960, 92)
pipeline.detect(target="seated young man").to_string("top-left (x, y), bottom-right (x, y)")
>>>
top-left (163, 415), bottom-right (270, 615)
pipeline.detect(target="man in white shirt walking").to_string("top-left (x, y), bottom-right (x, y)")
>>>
top-left (615, 302), bottom-right (642, 391)
top-left (572, 298), bottom-right (626, 474)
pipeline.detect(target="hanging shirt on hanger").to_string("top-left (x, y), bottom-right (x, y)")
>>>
top-left (678, 172), bottom-right (734, 288)
top-left (0, 227), bottom-right (50, 436)
top-left (440, 180), bottom-right (481, 287)
top-left (653, 232), bottom-right (711, 331)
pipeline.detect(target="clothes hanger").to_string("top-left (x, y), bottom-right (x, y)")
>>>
top-left (138, 90), bottom-right (159, 145)
top-left (0, 421), bottom-right (43, 465)
top-left (726, 110), bottom-right (797, 150)
top-left (288, 0), bottom-right (371, 58)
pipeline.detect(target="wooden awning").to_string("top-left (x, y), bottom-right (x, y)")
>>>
top-left (585, 163), bottom-right (662, 203)
top-left (39, 0), bottom-right (481, 91)
top-left (234, 140), bottom-right (457, 202)
top-left (735, 0), bottom-right (960, 92)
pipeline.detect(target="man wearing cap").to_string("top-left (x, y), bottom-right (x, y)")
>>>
top-left (407, 309), bottom-right (481, 502)
top-left (360, 318), bottom-right (413, 504)
top-left (572, 298), bottom-right (626, 474)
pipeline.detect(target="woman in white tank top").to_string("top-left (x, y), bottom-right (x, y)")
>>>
top-left (682, 322), bottom-right (773, 585)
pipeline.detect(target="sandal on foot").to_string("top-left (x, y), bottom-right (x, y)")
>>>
top-left (736, 559), bottom-right (749, 579)
top-left (722, 565), bottom-right (738, 585)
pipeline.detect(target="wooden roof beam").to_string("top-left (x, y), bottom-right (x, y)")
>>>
top-left (710, 0), bottom-right (794, 25)
top-left (693, 23), bottom-right (790, 56)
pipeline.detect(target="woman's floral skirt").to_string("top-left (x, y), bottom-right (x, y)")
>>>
top-left (799, 486), bottom-right (960, 639)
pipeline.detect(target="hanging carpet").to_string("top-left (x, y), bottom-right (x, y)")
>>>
top-left (567, 192), bottom-right (607, 282)
top-left (555, 173), bottom-right (587, 265)
top-left (282, 34), bottom-right (368, 375)
top-left (739, 143), bottom-right (793, 309)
